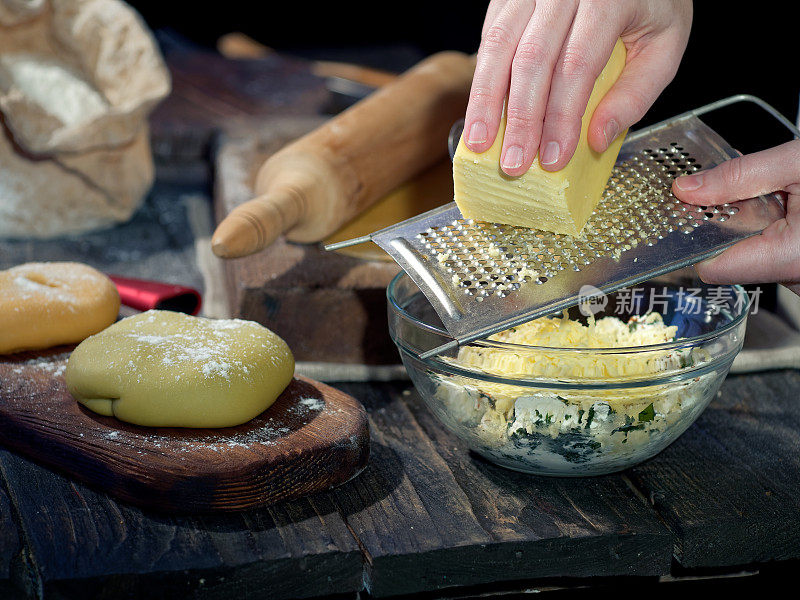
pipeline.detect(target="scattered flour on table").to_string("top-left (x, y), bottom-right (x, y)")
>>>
top-left (122, 417), bottom-right (295, 454)
top-left (292, 396), bottom-right (325, 414)
top-left (8, 352), bottom-right (70, 377)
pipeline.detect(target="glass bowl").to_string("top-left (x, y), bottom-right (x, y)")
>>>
top-left (387, 273), bottom-right (749, 476)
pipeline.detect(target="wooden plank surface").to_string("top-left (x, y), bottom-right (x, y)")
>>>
top-left (628, 370), bottom-right (800, 568)
top-left (330, 382), bottom-right (673, 597)
top-left (0, 462), bottom-right (21, 588)
top-left (3, 373), bottom-right (800, 597)
top-left (149, 32), bottom-right (329, 165)
top-left (0, 184), bottom-right (206, 295)
top-left (0, 378), bottom-right (675, 599)
top-left (0, 350), bottom-right (369, 512)
top-left (0, 448), bottom-right (363, 599)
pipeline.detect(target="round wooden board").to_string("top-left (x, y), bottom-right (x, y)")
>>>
top-left (0, 347), bottom-right (370, 512)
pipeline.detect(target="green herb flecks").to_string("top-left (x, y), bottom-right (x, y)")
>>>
top-left (584, 405), bottom-right (596, 429)
top-left (638, 403), bottom-right (656, 422)
top-left (612, 414), bottom-right (645, 435)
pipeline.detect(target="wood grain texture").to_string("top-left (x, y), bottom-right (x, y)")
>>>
top-left (150, 34), bottom-right (329, 165)
top-left (0, 185), bottom-right (206, 293)
top-left (0, 349), bottom-right (369, 512)
top-left (3, 373), bottom-right (800, 597)
top-left (627, 371), bottom-right (800, 568)
top-left (214, 119), bottom-right (401, 364)
top-left (329, 383), bottom-right (673, 597)
top-left (0, 447), bottom-right (363, 599)
top-left (0, 464), bottom-right (21, 585)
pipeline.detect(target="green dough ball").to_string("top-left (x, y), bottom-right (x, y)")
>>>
top-left (66, 310), bottom-right (294, 428)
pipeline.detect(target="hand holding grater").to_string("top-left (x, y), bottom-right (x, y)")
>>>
top-left (326, 95), bottom-right (794, 358)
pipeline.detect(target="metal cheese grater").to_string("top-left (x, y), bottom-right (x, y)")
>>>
top-left (326, 95), bottom-right (795, 358)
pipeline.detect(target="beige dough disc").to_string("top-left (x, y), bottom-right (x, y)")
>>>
top-left (66, 310), bottom-right (295, 428)
top-left (0, 261), bottom-right (120, 354)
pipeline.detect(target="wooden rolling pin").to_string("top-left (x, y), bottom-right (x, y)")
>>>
top-left (211, 51), bottom-right (476, 258)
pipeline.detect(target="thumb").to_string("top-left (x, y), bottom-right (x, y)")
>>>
top-left (694, 217), bottom-right (799, 284)
top-left (672, 140), bottom-right (800, 206)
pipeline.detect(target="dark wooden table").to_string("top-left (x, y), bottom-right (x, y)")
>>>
top-left (1, 373), bottom-right (799, 598)
top-left (2, 38), bottom-right (799, 599)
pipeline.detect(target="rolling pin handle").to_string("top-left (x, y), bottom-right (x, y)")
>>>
top-left (211, 189), bottom-right (303, 258)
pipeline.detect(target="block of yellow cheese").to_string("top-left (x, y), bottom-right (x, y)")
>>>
top-left (454, 39), bottom-right (627, 237)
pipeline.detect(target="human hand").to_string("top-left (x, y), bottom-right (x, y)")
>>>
top-left (672, 140), bottom-right (800, 296)
top-left (464, 0), bottom-right (692, 176)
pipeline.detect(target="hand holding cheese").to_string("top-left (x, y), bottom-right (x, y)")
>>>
top-left (464, 0), bottom-right (692, 176)
top-left (454, 39), bottom-right (625, 237)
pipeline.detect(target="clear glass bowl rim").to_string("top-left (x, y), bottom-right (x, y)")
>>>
top-left (387, 272), bottom-right (749, 388)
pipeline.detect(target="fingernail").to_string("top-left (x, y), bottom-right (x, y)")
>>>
top-left (675, 174), bottom-right (704, 191)
top-left (467, 121), bottom-right (487, 145)
top-left (501, 145), bottom-right (523, 170)
top-left (540, 141), bottom-right (560, 166)
top-left (604, 119), bottom-right (620, 148)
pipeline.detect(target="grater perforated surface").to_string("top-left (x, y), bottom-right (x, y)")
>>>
top-left (330, 106), bottom-right (786, 358)
top-left (418, 144), bottom-right (740, 302)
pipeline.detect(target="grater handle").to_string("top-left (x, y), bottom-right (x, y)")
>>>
top-left (689, 94), bottom-right (800, 139)
top-left (687, 94), bottom-right (796, 213)
top-left (634, 94), bottom-right (800, 143)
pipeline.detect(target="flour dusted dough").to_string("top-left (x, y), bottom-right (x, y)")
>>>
top-left (66, 310), bottom-right (295, 428)
top-left (0, 262), bottom-right (119, 354)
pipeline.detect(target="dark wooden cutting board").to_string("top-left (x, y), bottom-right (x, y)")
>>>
top-left (0, 346), bottom-right (369, 512)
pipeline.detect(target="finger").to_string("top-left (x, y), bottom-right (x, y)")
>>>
top-left (464, 0), bottom-right (536, 154)
top-left (538, 2), bottom-right (620, 171)
top-left (499, 0), bottom-right (578, 175)
top-left (672, 140), bottom-right (800, 206)
top-left (481, 0), bottom-right (509, 38)
top-left (587, 33), bottom-right (687, 153)
top-left (695, 197), bottom-right (800, 284)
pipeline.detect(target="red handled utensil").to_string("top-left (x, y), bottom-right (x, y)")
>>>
top-left (108, 275), bottom-right (202, 316)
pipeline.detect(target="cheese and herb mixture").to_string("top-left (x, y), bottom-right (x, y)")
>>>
top-left (432, 311), bottom-right (716, 474)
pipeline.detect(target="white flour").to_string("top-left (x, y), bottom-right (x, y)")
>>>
top-left (8, 352), bottom-right (71, 377)
top-left (0, 54), bottom-right (108, 127)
